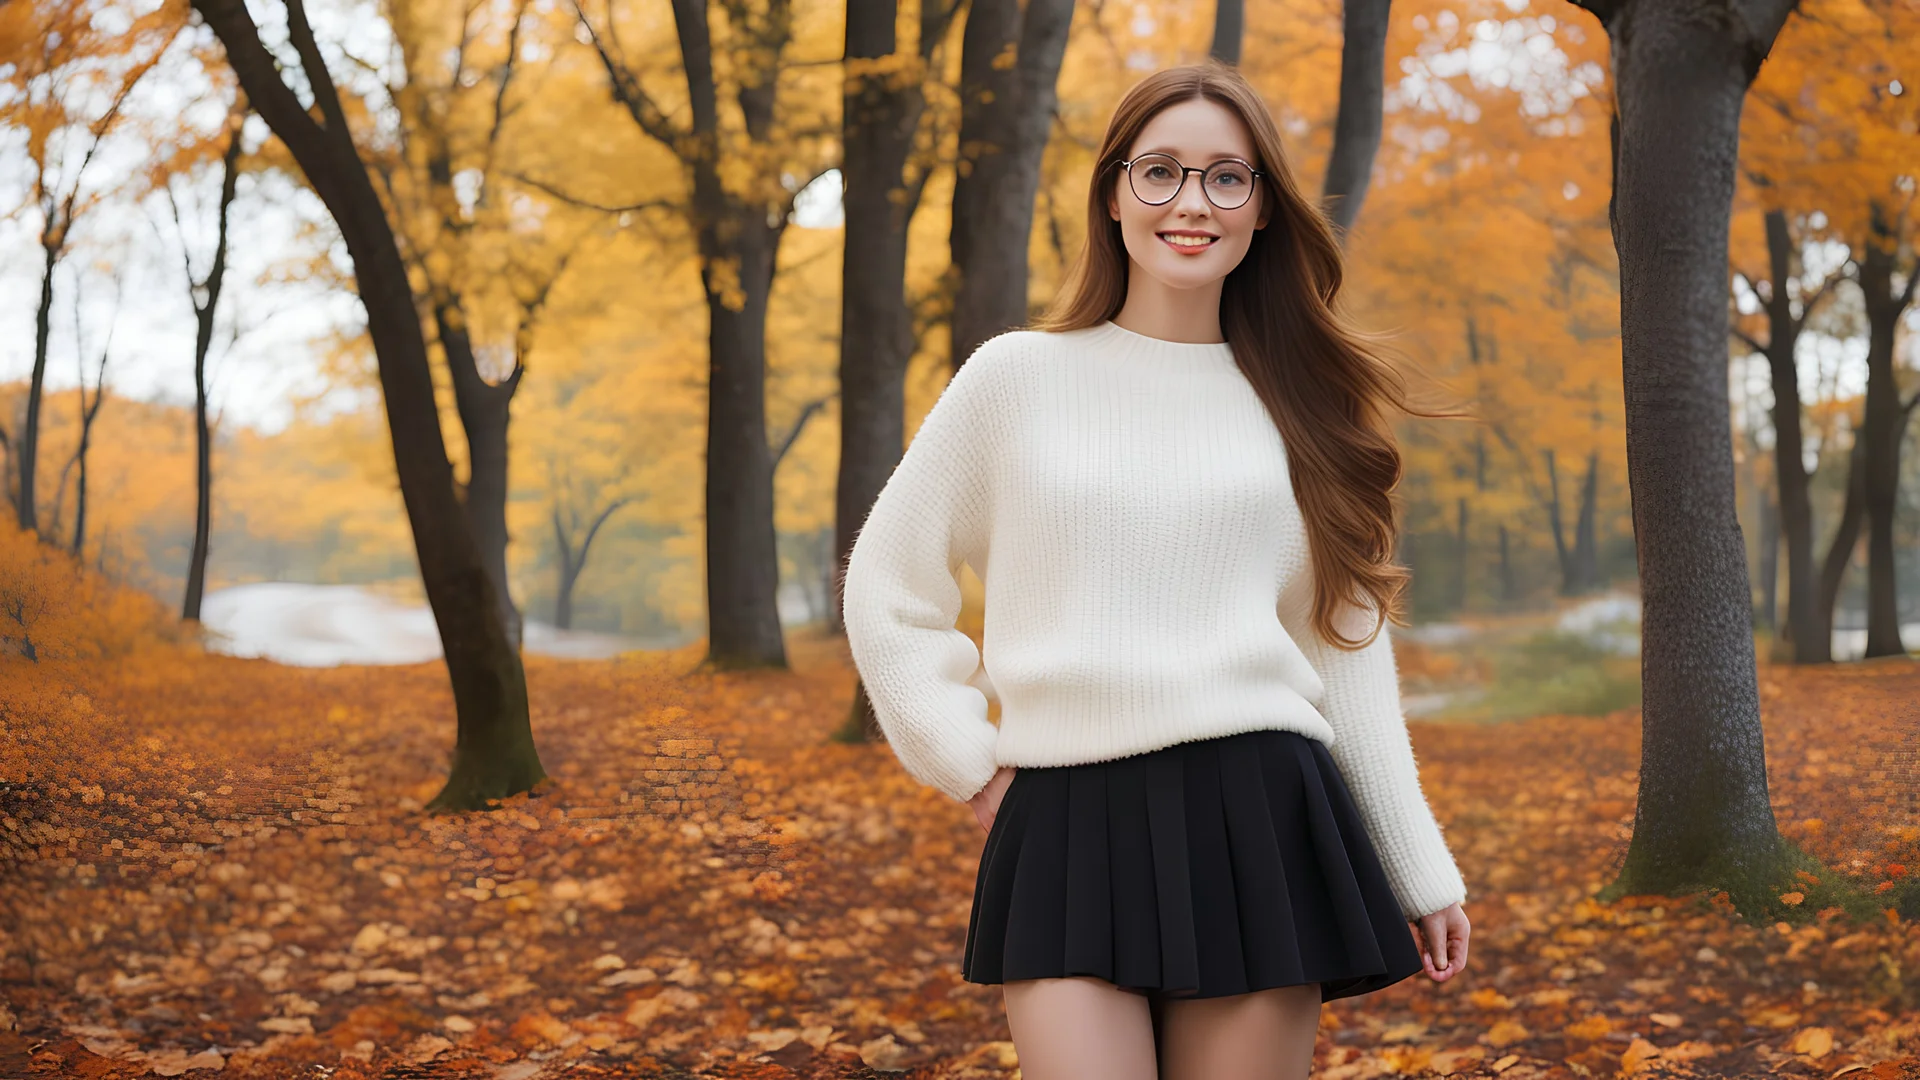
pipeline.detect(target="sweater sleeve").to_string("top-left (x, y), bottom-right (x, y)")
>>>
top-left (841, 348), bottom-right (1004, 804)
top-left (1282, 588), bottom-right (1468, 920)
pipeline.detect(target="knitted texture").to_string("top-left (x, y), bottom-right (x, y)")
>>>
top-left (841, 319), bottom-right (1468, 920)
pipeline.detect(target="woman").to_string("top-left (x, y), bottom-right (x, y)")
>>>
top-left (841, 60), bottom-right (1472, 1080)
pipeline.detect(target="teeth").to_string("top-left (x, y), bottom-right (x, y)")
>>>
top-left (1162, 234), bottom-right (1216, 247)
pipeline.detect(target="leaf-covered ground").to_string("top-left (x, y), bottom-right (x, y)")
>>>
top-left (2, 632), bottom-right (1918, 1079)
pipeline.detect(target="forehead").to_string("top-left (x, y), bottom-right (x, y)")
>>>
top-left (1129, 97), bottom-right (1257, 161)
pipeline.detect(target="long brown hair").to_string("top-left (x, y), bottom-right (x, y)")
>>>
top-left (1031, 60), bottom-right (1467, 651)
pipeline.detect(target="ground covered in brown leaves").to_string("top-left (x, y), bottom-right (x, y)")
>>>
top-left (2, 633), bottom-right (1918, 1079)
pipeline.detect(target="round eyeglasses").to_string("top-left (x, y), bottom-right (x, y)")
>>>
top-left (1118, 153), bottom-right (1263, 211)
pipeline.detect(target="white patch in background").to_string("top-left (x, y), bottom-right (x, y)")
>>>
top-left (198, 582), bottom-right (657, 666)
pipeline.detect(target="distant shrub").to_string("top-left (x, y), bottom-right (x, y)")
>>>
top-left (0, 521), bottom-right (183, 661)
top-left (1439, 627), bottom-right (1642, 723)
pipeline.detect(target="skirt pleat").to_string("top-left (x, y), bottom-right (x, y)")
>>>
top-left (963, 728), bottom-right (1427, 1002)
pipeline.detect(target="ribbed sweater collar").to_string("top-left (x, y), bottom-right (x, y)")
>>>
top-left (1077, 318), bottom-right (1238, 366)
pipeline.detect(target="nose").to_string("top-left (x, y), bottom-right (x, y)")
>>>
top-left (1171, 173), bottom-right (1213, 217)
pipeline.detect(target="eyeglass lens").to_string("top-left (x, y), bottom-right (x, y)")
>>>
top-left (1128, 153), bottom-right (1256, 210)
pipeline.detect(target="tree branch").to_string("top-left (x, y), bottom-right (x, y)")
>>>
top-left (189, 0), bottom-right (332, 170)
top-left (283, 0), bottom-right (351, 137)
top-left (507, 171), bottom-right (681, 215)
top-left (570, 0), bottom-right (687, 151)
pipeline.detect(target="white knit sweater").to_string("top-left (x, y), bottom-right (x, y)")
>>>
top-left (841, 319), bottom-right (1468, 920)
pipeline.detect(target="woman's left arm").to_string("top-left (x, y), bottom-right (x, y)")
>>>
top-left (1284, 594), bottom-right (1469, 923)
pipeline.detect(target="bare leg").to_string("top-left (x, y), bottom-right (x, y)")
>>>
top-left (1156, 983), bottom-right (1322, 1080)
top-left (1002, 977), bottom-right (1158, 1080)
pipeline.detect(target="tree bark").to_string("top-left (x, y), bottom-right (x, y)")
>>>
top-left (1757, 481), bottom-right (1779, 631)
top-left (1575, 0), bottom-right (1800, 915)
top-left (18, 242), bottom-right (57, 534)
top-left (1756, 209), bottom-right (1827, 660)
top-left (192, 0), bottom-right (543, 812)
top-left (1814, 436), bottom-right (1867, 662)
top-left (550, 496), bottom-right (627, 631)
top-left (948, 0), bottom-right (1075, 373)
top-left (69, 355), bottom-right (108, 556)
top-left (1570, 448), bottom-right (1600, 595)
top-left (836, 0), bottom-right (957, 741)
top-left (1209, 0), bottom-right (1244, 65)
top-left (434, 300), bottom-right (524, 648)
top-left (183, 114), bottom-right (245, 622)
top-left (1856, 198), bottom-right (1916, 658)
top-left (1321, 0), bottom-right (1392, 239)
top-left (582, 0), bottom-right (796, 671)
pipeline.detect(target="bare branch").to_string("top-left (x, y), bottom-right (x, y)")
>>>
top-left (570, 0), bottom-right (687, 150)
top-left (283, 0), bottom-right (351, 137)
top-left (507, 170), bottom-right (681, 215)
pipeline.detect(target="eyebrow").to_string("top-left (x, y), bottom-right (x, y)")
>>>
top-left (1136, 147), bottom-right (1254, 162)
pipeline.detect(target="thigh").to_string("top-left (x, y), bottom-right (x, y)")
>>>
top-left (1002, 976), bottom-right (1158, 1080)
top-left (1156, 982), bottom-right (1322, 1080)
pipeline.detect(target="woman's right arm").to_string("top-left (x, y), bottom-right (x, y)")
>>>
top-left (842, 345), bottom-right (1010, 805)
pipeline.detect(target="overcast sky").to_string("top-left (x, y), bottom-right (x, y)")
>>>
top-left (0, 1), bottom-right (1896, 442)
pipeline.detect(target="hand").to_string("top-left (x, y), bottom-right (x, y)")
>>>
top-left (967, 766), bottom-right (1018, 833)
top-left (1411, 902), bottom-right (1469, 982)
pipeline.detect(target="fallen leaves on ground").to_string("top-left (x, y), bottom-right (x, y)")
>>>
top-left (2, 634), bottom-right (1918, 1078)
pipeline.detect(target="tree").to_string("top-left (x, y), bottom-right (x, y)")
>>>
top-left (1731, 0), bottom-right (1919, 663)
top-left (548, 483), bottom-right (629, 630)
top-left (946, 0), bottom-right (1074, 372)
top-left (189, 0), bottom-right (545, 812)
top-left (1567, 0), bottom-right (1803, 916)
top-left (164, 101), bottom-right (248, 622)
top-left (1853, 196), bottom-right (1916, 658)
top-left (1729, 209), bottom-right (1843, 661)
top-left (837, 0), bottom-right (962, 740)
top-left (572, 0), bottom-right (835, 670)
top-left (0, 0), bottom-right (179, 535)
top-left (60, 292), bottom-right (112, 557)
top-left (376, 0), bottom-right (585, 651)
top-left (1209, 0), bottom-right (1245, 65)
top-left (1321, 0), bottom-right (1393, 238)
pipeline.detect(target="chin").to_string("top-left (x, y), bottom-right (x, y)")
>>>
top-left (1144, 265), bottom-right (1228, 291)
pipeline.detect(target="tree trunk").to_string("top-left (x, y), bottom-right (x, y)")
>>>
top-left (550, 497), bottom-right (626, 633)
top-left (1321, 0), bottom-right (1393, 239)
top-left (70, 373), bottom-right (106, 557)
top-left (552, 510), bottom-right (580, 631)
top-left (584, 0), bottom-right (793, 671)
top-left (837, 0), bottom-right (952, 740)
top-left (1452, 496), bottom-right (1469, 611)
top-left (1544, 447), bottom-right (1576, 594)
top-left (1758, 481), bottom-right (1779, 631)
top-left (1209, 0), bottom-right (1245, 65)
top-left (1756, 209), bottom-right (1824, 661)
top-left (1498, 522), bottom-right (1515, 607)
top-left (1578, 0), bottom-right (1799, 915)
top-left (1812, 436), bottom-right (1866, 663)
top-left (192, 0), bottom-right (543, 812)
top-left (948, 0), bottom-right (1075, 372)
top-left (18, 241), bottom-right (57, 534)
top-left (434, 301), bottom-right (525, 650)
top-left (1570, 448), bottom-right (1600, 594)
top-left (1856, 198), bottom-right (1915, 659)
top-left (184, 119), bottom-right (243, 623)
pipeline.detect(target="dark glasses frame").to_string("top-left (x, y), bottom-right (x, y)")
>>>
top-left (1115, 154), bottom-right (1266, 210)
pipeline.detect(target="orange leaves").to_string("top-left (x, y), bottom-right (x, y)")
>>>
top-left (0, 519), bottom-right (180, 661)
top-left (8, 628), bottom-right (1920, 1078)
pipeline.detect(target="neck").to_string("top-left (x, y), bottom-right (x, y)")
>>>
top-left (1111, 273), bottom-right (1227, 343)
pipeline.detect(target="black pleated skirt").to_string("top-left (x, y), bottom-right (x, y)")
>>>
top-left (962, 728), bottom-right (1427, 1002)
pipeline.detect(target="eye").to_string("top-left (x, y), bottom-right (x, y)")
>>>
top-left (1142, 164), bottom-right (1175, 181)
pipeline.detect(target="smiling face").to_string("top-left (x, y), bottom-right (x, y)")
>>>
top-left (1107, 95), bottom-right (1270, 295)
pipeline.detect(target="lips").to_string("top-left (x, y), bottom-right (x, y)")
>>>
top-left (1158, 232), bottom-right (1219, 249)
